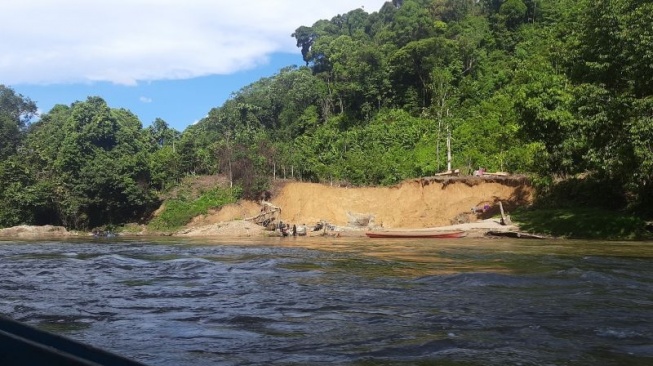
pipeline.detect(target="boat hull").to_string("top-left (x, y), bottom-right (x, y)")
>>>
top-left (0, 315), bottom-right (145, 365)
top-left (365, 230), bottom-right (466, 239)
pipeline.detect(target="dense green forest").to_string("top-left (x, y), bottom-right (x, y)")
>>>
top-left (1, 0), bottom-right (652, 230)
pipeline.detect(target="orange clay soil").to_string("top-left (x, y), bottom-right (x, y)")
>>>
top-left (191, 176), bottom-right (533, 230)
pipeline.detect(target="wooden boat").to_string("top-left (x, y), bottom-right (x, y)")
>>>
top-left (365, 230), bottom-right (466, 239)
top-left (0, 315), bottom-right (145, 365)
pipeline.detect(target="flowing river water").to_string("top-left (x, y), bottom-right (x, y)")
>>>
top-left (0, 237), bottom-right (651, 365)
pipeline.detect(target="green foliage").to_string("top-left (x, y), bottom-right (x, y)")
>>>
top-left (149, 145), bottom-right (182, 191)
top-left (513, 207), bottom-right (651, 240)
top-left (499, 0), bottom-right (528, 30)
top-left (0, 160), bottom-right (35, 227)
top-left (292, 110), bottom-right (439, 185)
top-left (532, 175), bottom-right (627, 211)
top-left (46, 100), bottom-right (158, 229)
top-left (0, 85), bottom-right (37, 160)
top-left (148, 187), bottom-right (239, 231)
top-left (0, 97), bottom-right (159, 230)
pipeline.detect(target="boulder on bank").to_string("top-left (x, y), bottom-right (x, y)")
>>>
top-left (0, 225), bottom-right (72, 238)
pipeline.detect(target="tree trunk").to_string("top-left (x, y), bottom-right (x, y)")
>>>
top-left (446, 127), bottom-right (452, 172)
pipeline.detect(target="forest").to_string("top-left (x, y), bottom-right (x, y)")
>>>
top-left (1, 0), bottom-right (652, 230)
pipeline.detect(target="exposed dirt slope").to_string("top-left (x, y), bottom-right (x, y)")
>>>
top-left (194, 177), bottom-right (533, 230)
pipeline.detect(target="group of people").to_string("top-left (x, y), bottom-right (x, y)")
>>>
top-left (277, 221), bottom-right (307, 237)
top-left (91, 230), bottom-right (116, 238)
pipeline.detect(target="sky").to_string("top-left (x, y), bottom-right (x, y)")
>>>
top-left (1, 0), bottom-right (387, 132)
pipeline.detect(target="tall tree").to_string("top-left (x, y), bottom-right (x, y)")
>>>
top-left (0, 85), bottom-right (37, 160)
top-left (24, 97), bottom-right (158, 229)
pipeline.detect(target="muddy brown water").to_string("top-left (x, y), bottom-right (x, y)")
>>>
top-left (1, 237), bottom-right (652, 365)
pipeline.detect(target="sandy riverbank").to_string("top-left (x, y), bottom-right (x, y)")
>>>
top-left (170, 218), bottom-right (517, 239)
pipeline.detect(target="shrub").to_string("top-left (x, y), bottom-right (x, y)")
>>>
top-left (148, 186), bottom-right (240, 231)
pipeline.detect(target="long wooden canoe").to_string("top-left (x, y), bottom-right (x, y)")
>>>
top-left (365, 230), bottom-right (466, 239)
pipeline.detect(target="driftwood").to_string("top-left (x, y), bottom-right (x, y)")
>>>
top-left (499, 201), bottom-right (512, 225)
top-left (245, 202), bottom-right (281, 227)
top-left (486, 231), bottom-right (547, 239)
top-left (483, 172), bottom-right (510, 177)
top-left (433, 169), bottom-right (460, 176)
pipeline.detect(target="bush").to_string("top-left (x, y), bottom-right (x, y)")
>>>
top-left (148, 186), bottom-right (240, 231)
top-left (513, 207), bottom-right (651, 240)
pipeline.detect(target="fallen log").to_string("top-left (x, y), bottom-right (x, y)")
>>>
top-left (486, 230), bottom-right (547, 239)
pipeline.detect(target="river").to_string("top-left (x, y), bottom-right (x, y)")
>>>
top-left (0, 237), bottom-right (651, 365)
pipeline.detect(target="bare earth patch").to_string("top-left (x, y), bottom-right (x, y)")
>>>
top-left (177, 177), bottom-right (532, 237)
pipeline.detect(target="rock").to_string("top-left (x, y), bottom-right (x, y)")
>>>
top-left (0, 225), bottom-right (72, 238)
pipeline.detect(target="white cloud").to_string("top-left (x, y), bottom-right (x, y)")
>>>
top-left (0, 0), bottom-right (386, 86)
top-left (140, 96), bottom-right (153, 103)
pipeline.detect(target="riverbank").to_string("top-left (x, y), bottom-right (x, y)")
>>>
top-left (171, 177), bottom-right (530, 238)
top-left (0, 218), bottom-right (519, 240)
top-left (171, 218), bottom-right (517, 239)
top-left (175, 179), bottom-right (651, 240)
top-left (0, 225), bottom-right (77, 239)
top-left (2, 178), bottom-right (649, 241)
top-left (0, 177), bottom-right (529, 240)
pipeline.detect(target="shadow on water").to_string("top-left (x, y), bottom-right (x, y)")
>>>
top-left (0, 237), bottom-right (652, 366)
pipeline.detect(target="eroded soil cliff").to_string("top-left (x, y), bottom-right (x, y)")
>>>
top-left (191, 176), bottom-right (533, 230)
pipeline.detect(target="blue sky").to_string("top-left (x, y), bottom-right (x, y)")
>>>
top-left (12, 52), bottom-right (302, 132)
top-left (1, 0), bottom-right (387, 132)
